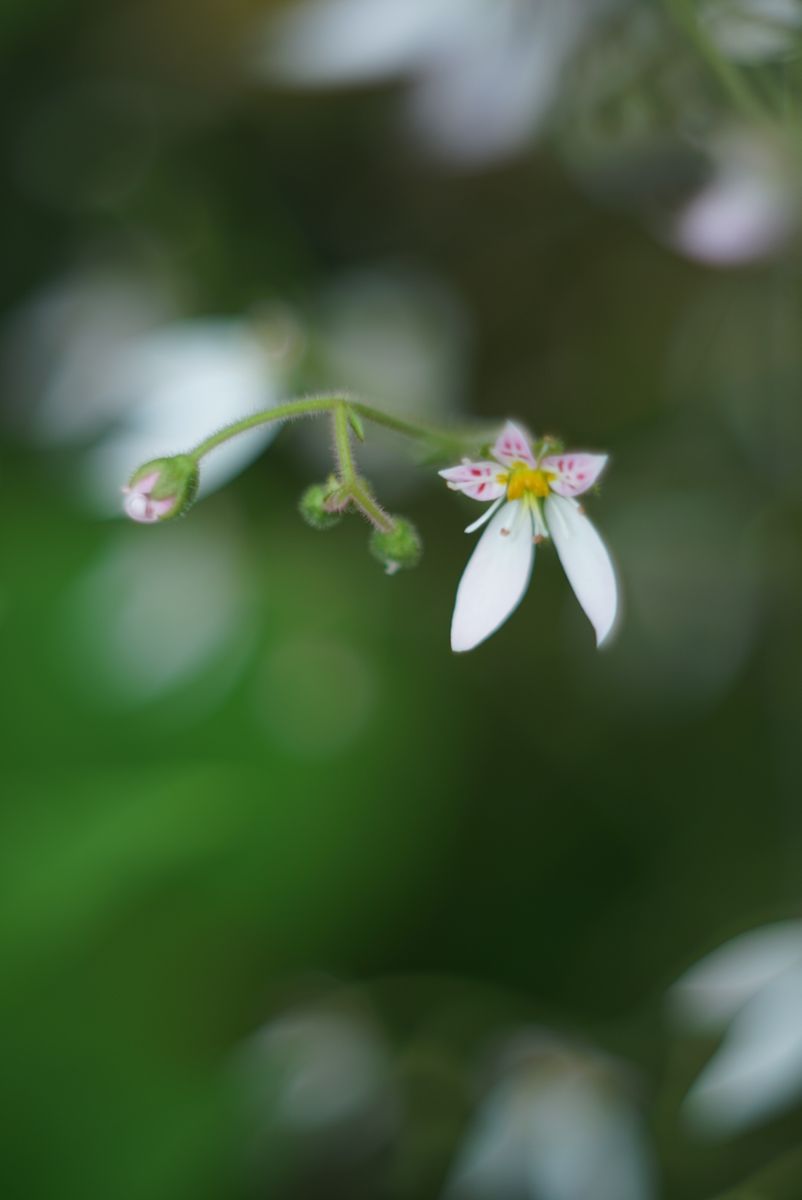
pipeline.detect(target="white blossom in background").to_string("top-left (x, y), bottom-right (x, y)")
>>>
top-left (700, 0), bottom-right (802, 63)
top-left (445, 1031), bottom-right (655, 1200)
top-left (86, 317), bottom-right (282, 508)
top-left (255, 0), bottom-right (622, 165)
top-left (671, 136), bottom-right (799, 266)
top-left (3, 267), bottom-right (296, 513)
top-left (63, 515), bottom-right (254, 708)
top-left (585, 485), bottom-right (758, 718)
top-left (299, 268), bottom-right (467, 495)
top-left (239, 1006), bottom-right (399, 1164)
top-left (4, 267), bottom-right (175, 443)
top-left (670, 921), bottom-right (802, 1133)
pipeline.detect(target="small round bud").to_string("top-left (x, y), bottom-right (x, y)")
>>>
top-left (369, 517), bottom-right (422, 575)
top-left (299, 478), bottom-right (344, 531)
top-left (123, 455), bottom-right (199, 524)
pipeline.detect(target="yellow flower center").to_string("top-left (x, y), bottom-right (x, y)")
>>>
top-left (505, 464), bottom-right (554, 501)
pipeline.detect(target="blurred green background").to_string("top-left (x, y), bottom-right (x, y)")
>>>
top-left (3, 1), bottom-right (802, 1198)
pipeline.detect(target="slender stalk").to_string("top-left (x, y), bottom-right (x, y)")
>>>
top-left (189, 393), bottom-right (350, 460)
top-left (332, 401), bottom-right (358, 480)
top-left (663, 0), bottom-right (772, 123)
top-left (188, 391), bottom-right (477, 464)
top-left (348, 401), bottom-right (455, 444)
top-left (332, 402), bottom-right (394, 532)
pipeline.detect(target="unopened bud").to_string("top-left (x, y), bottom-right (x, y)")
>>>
top-left (122, 455), bottom-right (199, 524)
top-left (369, 517), bottom-right (422, 575)
top-left (298, 477), bottom-right (344, 530)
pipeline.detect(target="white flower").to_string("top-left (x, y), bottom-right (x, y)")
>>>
top-left (670, 921), bottom-right (802, 1134)
top-left (256, 0), bottom-right (619, 166)
top-left (671, 135), bottom-right (798, 267)
top-left (4, 266), bottom-right (286, 512)
top-left (700, 0), bottom-right (802, 64)
top-left (440, 421), bottom-right (617, 652)
top-left (444, 1030), bottom-right (655, 1200)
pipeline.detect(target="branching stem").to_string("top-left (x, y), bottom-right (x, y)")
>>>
top-left (188, 391), bottom-right (477, 463)
top-left (331, 401), bottom-right (394, 532)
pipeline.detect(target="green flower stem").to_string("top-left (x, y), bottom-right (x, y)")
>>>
top-left (332, 401), bottom-right (394, 533)
top-left (663, 0), bottom-right (772, 123)
top-left (188, 391), bottom-right (474, 463)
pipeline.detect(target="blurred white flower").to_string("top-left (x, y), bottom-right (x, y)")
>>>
top-left (86, 317), bottom-right (281, 510)
top-left (63, 515), bottom-right (254, 708)
top-left (5, 266), bottom-right (175, 442)
top-left (575, 475), bottom-right (762, 723)
top-left (671, 136), bottom-right (798, 266)
top-left (445, 1031), bottom-right (655, 1200)
top-left (670, 921), bottom-right (802, 1134)
top-left (240, 1004), bottom-right (399, 1169)
top-left (256, 0), bottom-right (621, 165)
top-left (298, 267), bottom-right (467, 496)
top-left (4, 267), bottom-right (294, 513)
top-left (701, 0), bottom-right (802, 63)
top-left (313, 269), bottom-right (465, 415)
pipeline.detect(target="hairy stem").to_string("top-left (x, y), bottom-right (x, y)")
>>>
top-left (332, 402), bottom-right (394, 533)
top-left (188, 391), bottom-right (475, 463)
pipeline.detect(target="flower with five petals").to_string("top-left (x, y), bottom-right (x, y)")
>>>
top-left (440, 421), bottom-right (618, 652)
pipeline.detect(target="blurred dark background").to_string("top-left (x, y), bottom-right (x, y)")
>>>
top-left (3, 1), bottom-right (802, 1198)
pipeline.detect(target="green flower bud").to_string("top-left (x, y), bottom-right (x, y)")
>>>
top-left (123, 455), bottom-right (199, 523)
top-left (299, 477), bottom-right (344, 531)
top-left (347, 408), bottom-right (365, 441)
top-left (369, 517), bottom-right (422, 575)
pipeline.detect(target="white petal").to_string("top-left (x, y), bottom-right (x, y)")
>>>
top-left (683, 965), bottom-right (802, 1135)
top-left (670, 921), bottom-right (802, 1031)
top-left (451, 500), bottom-right (534, 653)
top-left (545, 494), bottom-right (618, 647)
top-left (258, 0), bottom-right (456, 86)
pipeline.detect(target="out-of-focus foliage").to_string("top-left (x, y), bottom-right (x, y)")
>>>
top-left (3, 1), bottom-right (802, 1199)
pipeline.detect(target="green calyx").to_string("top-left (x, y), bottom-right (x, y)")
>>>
top-left (298, 477), bottom-right (344, 530)
top-left (369, 517), bottom-right (422, 575)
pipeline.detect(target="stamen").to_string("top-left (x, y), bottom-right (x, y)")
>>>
top-left (464, 496), bottom-right (503, 534)
top-left (500, 499), bottom-right (527, 539)
top-left (531, 499), bottom-right (549, 541)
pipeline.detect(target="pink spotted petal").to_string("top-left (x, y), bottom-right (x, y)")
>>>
top-left (491, 421), bottom-right (536, 469)
top-left (543, 451), bottom-right (608, 498)
top-left (439, 460), bottom-right (506, 502)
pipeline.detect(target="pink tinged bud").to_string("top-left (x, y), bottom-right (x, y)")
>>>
top-left (123, 484), bottom-right (179, 523)
top-left (122, 456), bottom-right (199, 524)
